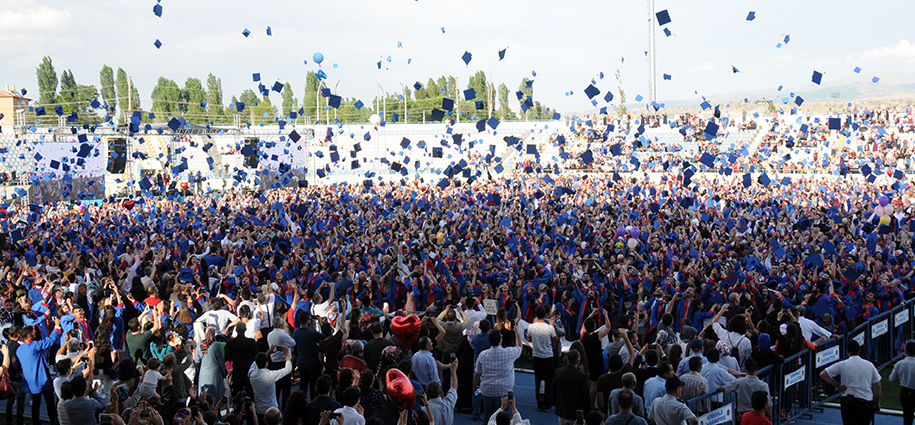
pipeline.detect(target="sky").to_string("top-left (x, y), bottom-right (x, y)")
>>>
top-left (2, 0), bottom-right (915, 115)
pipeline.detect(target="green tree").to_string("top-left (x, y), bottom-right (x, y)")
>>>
top-left (115, 68), bottom-right (139, 113)
top-left (497, 83), bottom-right (516, 121)
top-left (35, 56), bottom-right (58, 105)
top-left (150, 77), bottom-right (181, 121)
top-left (205, 73), bottom-right (224, 122)
top-left (59, 70), bottom-right (77, 94)
top-left (237, 89), bottom-right (277, 124)
top-left (183, 77), bottom-right (206, 122)
top-left (466, 71), bottom-right (488, 112)
top-left (281, 82), bottom-right (298, 118)
top-left (302, 71), bottom-right (320, 123)
top-left (99, 65), bottom-right (116, 112)
top-left (424, 78), bottom-right (439, 99)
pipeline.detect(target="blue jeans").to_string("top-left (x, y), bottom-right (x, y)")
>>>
top-left (472, 391), bottom-right (482, 418)
top-left (482, 395), bottom-right (502, 422)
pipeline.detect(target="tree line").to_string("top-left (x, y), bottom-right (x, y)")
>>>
top-left (30, 56), bottom-right (558, 128)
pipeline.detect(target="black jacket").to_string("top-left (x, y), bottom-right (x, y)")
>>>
top-left (552, 365), bottom-right (590, 420)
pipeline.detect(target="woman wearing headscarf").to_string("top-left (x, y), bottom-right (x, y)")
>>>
top-left (750, 333), bottom-right (783, 370)
top-left (195, 326), bottom-right (227, 403)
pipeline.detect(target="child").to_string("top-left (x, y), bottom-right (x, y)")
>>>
top-left (138, 358), bottom-right (164, 404)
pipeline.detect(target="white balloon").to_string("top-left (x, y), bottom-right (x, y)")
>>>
top-left (885, 204), bottom-right (895, 215)
top-left (627, 238), bottom-right (638, 249)
top-left (369, 114), bottom-right (381, 126)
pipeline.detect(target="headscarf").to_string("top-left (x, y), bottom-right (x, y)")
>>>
top-left (200, 326), bottom-right (217, 352)
top-left (758, 333), bottom-right (772, 351)
top-left (716, 340), bottom-right (731, 357)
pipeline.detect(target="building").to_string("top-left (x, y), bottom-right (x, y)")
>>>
top-left (0, 87), bottom-right (31, 134)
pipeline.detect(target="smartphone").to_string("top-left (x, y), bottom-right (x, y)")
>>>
top-left (576, 410), bottom-right (584, 422)
top-left (141, 410), bottom-right (151, 418)
top-left (507, 390), bottom-right (514, 401)
top-left (328, 413), bottom-right (341, 420)
top-left (99, 414), bottom-right (112, 424)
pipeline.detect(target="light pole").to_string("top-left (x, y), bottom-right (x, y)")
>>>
top-left (648, 0), bottom-right (657, 103)
top-left (377, 83), bottom-right (386, 122)
top-left (398, 83), bottom-right (408, 124)
top-left (333, 80), bottom-right (341, 123)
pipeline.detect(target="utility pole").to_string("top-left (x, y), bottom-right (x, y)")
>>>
top-left (127, 76), bottom-right (133, 122)
top-left (648, 0), bottom-right (657, 103)
top-left (455, 76), bottom-right (460, 124)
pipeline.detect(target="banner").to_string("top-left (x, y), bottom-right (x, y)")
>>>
top-left (697, 403), bottom-right (732, 425)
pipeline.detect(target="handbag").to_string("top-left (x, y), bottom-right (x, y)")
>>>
top-left (0, 366), bottom-right (15, 400)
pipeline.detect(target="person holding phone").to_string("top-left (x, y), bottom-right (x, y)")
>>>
top-left (486, 395), bottom-right (525, 425)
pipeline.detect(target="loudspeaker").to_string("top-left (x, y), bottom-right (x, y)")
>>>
top-left (244, 137), bottom-right (259, 168)
top-left (107, 138), bottom-right (127, 174)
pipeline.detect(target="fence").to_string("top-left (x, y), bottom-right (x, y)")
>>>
top-left (685, 300), bottom-right (915, 425)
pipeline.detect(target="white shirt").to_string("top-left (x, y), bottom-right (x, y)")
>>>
top-left (780, 317), bottom-right (832, 342)
top-left (824, 355), bottom-right (881, 401)
top-left (267, 328), bottom-right (296, 363)
top-left (330, 405), bottom-right (365, 425)
top-left (527, 322), bottom-right (556, 358)
top-left (463, 307), bottom-right (488, 335)
top-left (248, 361), bottom-right (292, 414)
top-left (712, 323), bottom-right (751, 369)
top-left (195, 309), bottom-right (238, 334)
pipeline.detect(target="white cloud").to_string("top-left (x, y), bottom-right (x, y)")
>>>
top-left (0, 2), bottom-right (71, 33)
top-left (862, 39), bottom-right (915, 63)
top-left (772, 55), bottom-right (792, 62)
top-left (689, 62), bottom-right (715, 73)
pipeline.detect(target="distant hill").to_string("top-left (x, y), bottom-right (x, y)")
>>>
top-left (662, 72), bottom-right (915, 109)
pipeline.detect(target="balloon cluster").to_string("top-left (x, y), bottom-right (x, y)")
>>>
top-left (616, 226), bottom-right (641, 249)
top-left (875, 196), bottom-right (894, 225)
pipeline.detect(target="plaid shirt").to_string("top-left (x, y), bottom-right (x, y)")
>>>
top-left (474, 345), bottom-right (522, 397)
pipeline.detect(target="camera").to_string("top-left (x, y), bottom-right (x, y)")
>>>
top-left (99, 413), bottom-right (112, 425)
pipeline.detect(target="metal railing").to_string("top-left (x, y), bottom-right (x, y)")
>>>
top-left (685, 300), bottom-right (915, 425)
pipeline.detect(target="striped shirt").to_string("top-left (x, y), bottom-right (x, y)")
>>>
top-left (475, 345), bottom-right (522, 397)
top-left (681, 371), bottom-right (710, 414)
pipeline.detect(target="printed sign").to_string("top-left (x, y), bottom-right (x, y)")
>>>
top-left (785, 368), bottom-right (806, 389)
top-left (697, 403), bottom-right (732, 425)
top-left (897, 309), bottom-right (909, 327)
top-left (853, 332), bottom-right (865, 347)
top-left (872, 319), bottom-right (888, 338)
top-left (816, 346), bottom-right (840, 368)
top-left (483, 299), bottom-right (498, 315)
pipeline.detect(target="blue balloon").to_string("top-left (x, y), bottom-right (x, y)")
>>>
top-left (313, 52), bottom-right (324, 64)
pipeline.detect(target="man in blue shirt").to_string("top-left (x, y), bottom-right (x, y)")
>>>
top-left (19, 317), bottom-right (62, 425)
top-left (293, 311), bottom-right (324, 398)
top-left (413, 336), bottom-right (450, 386)
top-left (644, 361), bottom-right (673, 414)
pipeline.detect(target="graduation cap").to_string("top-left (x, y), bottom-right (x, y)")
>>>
top-left (442, 98), bottom-right (454, 111)
top-left (704, 121), bottom-right (719, 137)
top-left (463, 89), bottom-right (476, 101)
top-left (253, 73), bottom-right (261, 82)
top-left (803, 253), bottom-right (823, 268)
top-left (604, 92), bottom-right (613, 103)
top-left (77, 143), bottom-right (92, 158)
top-left (895, 170), bottom-right (904, 180)
top-left (872, 76), bottom-right (880, 83)
top-left (474, 101), bottom-right (485, 110)
top-left (476, 120), bottom-right (486, 132)
top-left (812, 71), bottom-right (823, 85)
top-left (272, 81), bottom-right (284, 93)
top-left (795, 96), bottom-right (804, 106)
top-left (154, 39), bottom-right (162, 49)
top-left (526, 144), bottom-right (538, 155)
top-left (699, 153), bottom-right (715, 168)
top-left (584, 84), bottom-right (600, 99)
top-left (758, 173), bottom-right (771, 187)
top-left (828, 118), bottom-right (841, 130)
top-left (167, 118), bottom-right (181, 131)
top-left (655, 9), bottom-right (671, 25)
top-left (610, 144), bottom-right (621, 156)
top-left (663, 74), bottom-right (671, 80)
top-left (432, 147), bottom-right (443, 158)
top-left (242, 28), bottom-right (251, 37)
top-left (430, 109), bottom-right (445, 121)
top-left (796, 217), bottom-right (811, 231)
top-left (328, 95), bottom-right (342, 109)
top-left (747, 11), bottom-right (756, 20)
top-left (498, 48), bottom-right (506, 60)
top-left (487, 117), bottom-right (500, 130)
top-left (742, 173), bottom-right (752, 188)
top-left (461, 51), bottom-right (472, 65)
top-left (731, 66), bottom-right (740, 73)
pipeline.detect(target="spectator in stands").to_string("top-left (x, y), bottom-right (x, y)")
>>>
top-left (413, 336), bottom-right (450, 386)
top-left (553, 349), bottom-right (591, 424)
top-left (331, 386), bottom-right (363, 425)
top-left (740, 391), bottom-right (773, 425)
top-left (62, 377), bottom-right (104, 425)
top-left (890, 340), bottom-right (915, 425)
top-left (608, 373), bottom-right (644, 418)
top-left (605, 391), bottom-right (648, 425)
top-left (428, 361), bottom-right (459, 425)
top-left (717, 358), bottom-right (770, 418)
top-left (648, 377), bottom-right (698, 425)
top-left (820, 340), bottom-right (882, 425)
top-left (293, 311), bottom-right (325, 399)
top-left (644, 360), bottom-right (673, 414)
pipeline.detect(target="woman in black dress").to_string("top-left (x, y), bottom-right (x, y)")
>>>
top-left (581, 309), bottom-right (611, 409)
